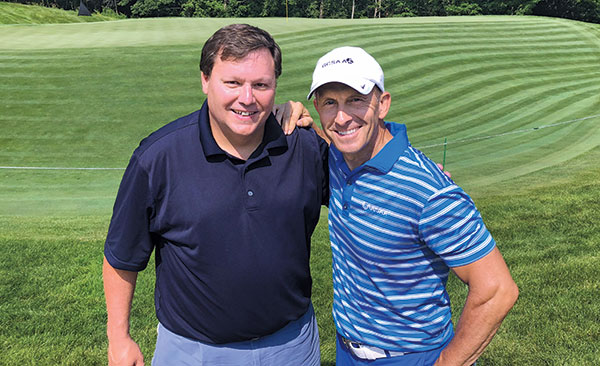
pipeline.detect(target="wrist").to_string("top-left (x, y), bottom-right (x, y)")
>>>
top-left (106, 324), bottom-right (131, 341)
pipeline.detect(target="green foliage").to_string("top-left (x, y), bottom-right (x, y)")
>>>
top-left (381, 0), bottom-right (416, 17)
top-left (6, 0), bottom-right (600, 22)
top-left (445, 2), bottom-right (483, 15)
top-left (471, 0), bottom-right (538, 14)
top-left (531, 0), bottom-right (600, 23)
top-left (181, 0), bottom-right (225, 17)
top-left (129, 0), bottom-right (182, 17)
top-left (100, 6), bottom-right (126, 18)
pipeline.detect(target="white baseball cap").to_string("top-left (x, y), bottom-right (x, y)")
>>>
top-left (307, 46), bottom-right (384, 100)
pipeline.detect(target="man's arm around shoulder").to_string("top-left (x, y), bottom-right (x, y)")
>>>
top-left (435, 247), bottom-right (519, 366)
top-left (103, 256), bottom-right (145, 366)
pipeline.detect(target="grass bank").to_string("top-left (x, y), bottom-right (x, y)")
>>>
top-left (0, 1), bottom-right (121, 24)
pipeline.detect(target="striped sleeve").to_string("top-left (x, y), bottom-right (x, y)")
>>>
top-left (418, 185), bottom-right (495, 267)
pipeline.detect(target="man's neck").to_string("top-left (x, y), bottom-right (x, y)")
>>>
top-left (344, 124), bottom-right (393, 171)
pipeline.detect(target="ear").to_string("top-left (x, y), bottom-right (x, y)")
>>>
top-left (201, 72), bottom-right (210, 95)
top-left (313, 98), bottom-right (319, 112)
top-left (378, 91), bottom-right (391, 120)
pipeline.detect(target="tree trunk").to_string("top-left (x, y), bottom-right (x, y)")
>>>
top-left (320, 0), bottom-right (324, 18)
top-left (373, 0), bottom-right (381, 18)
top-left (351, 0), bottom-right (355, 19)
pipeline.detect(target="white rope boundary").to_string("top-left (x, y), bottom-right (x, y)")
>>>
top-left (1, 114), bottom-right (599, 171)
top-left (416, 114), bottom-right (600, 149)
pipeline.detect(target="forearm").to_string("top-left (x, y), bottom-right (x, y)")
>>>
top-left (436, 288), bottom-right (516, 365)
top-left (103, 256), bottom-right (138, 340)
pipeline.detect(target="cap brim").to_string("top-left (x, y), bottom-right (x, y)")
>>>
top-left (307, 77), bottom-right (375, 100)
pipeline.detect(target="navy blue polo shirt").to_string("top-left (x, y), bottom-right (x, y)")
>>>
top-left (104, 101), bottom-right (329, 344)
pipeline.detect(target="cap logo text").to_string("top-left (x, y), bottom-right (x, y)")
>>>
top-left (321, 57), bottom-right (354, 68)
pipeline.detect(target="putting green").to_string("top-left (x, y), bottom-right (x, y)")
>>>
top-left (1, 16), bottom-right (599, 215)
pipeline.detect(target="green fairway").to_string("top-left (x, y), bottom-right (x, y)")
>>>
top-left (1, 12), bottom-right (599, 365)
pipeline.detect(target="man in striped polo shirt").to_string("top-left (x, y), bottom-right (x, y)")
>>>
top-left (307, 47), bottom-right (519, 365)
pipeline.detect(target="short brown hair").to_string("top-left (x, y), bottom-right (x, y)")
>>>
top-left (200, 24), bottom-right (282, 79)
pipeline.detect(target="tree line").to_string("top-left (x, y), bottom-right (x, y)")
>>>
top-left (6, 0), bottom-right (600, 23)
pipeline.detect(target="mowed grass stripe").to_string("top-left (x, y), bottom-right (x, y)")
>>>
top-left (278, 19), bottom-right (581, 51)
top-left (451, 112), bottom-right (598, 167)
top-left (0, 45), bottom-right (203, 168)
top-left (0, 16), bottom-right (599, 204)
top-left (432, 110), bottom-right (599, 175)
top-left (340, 20), bottom-right (600, 155)
top-left (1, 17), bottom-right (531, 50)
top-left (279, 19), bottom-right (583, 71)
top-left (464, 123), bottom-right (600, 189)
top-left (409, 81), bottom-right (600, 181)
top-left (400, 70), bottom-right (600, 134)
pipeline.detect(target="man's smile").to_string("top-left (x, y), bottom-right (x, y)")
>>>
top-left (232, 109), bottom-right (258, 117)
top-left (335, 127), bottom-right (360, 136)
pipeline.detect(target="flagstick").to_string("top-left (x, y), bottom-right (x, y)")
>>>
top-left (442, 137), bottom-right (447, 169)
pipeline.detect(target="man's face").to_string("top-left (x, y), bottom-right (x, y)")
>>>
top-left (202, 48), bottom-right (277, 145)
top-left (314, 83), bottom-right (390, 169)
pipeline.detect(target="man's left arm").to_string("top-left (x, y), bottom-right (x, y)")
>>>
top-left (273, 101), bottom-right (330, 143)
top-left (434, 247), bottom-right (519, 366)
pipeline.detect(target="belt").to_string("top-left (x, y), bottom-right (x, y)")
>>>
top-left (341, 336), bottom-right (407, 361)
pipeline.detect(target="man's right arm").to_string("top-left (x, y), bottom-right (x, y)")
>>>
top-left (103, 256), bottom-right (145, 366)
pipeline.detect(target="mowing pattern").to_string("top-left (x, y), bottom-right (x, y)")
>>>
top-left (274, 17), bottom-right (600, 190)
top-left (0, 17), bottom-right (599, 214)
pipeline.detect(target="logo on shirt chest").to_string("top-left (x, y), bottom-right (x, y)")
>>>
top-left (361, 202), bottom-right (391, 216)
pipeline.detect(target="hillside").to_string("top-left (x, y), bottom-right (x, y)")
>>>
top-left (0, 1), bottom-right (120, 24)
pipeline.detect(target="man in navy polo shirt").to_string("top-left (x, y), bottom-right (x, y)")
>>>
top-left (102, 24), bottom-right (328, 365)
top-left (304, 47), bottom-right (519, 365)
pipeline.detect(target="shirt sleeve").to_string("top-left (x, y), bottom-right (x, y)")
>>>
top-left (418, 185), bottom-right (496, 268)
top-left (104, 153), bottom-right (156, 272)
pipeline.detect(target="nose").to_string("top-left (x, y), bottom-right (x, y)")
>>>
top-left (334, 108), bottom-right (352, 126)
top-left (238, 84), bottom-right (255, 105)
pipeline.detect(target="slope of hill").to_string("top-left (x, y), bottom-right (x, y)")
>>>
top-left (0, 1), bottom-right (119, 24)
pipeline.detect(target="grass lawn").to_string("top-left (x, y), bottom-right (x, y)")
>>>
top-left (1, 6), bottom-right (599, 365)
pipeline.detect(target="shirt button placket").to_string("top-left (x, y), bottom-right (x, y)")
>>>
top-left (342, 176), bottom-right (353, 213)
top-left (242, 165), bottom-right (256, 210)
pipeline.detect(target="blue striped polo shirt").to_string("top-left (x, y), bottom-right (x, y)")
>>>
top-left (329, 122), bottom-right (496, 353)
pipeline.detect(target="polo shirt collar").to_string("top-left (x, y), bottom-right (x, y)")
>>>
top-left (198, 100), bottom-right (288, 160)
top-left (331, 121), bottom-right (409, 175)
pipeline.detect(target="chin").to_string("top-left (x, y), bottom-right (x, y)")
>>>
top-left (332, 140), bottom-right (360, 154)
top-left (231, 122), bottom-right (263, 135)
